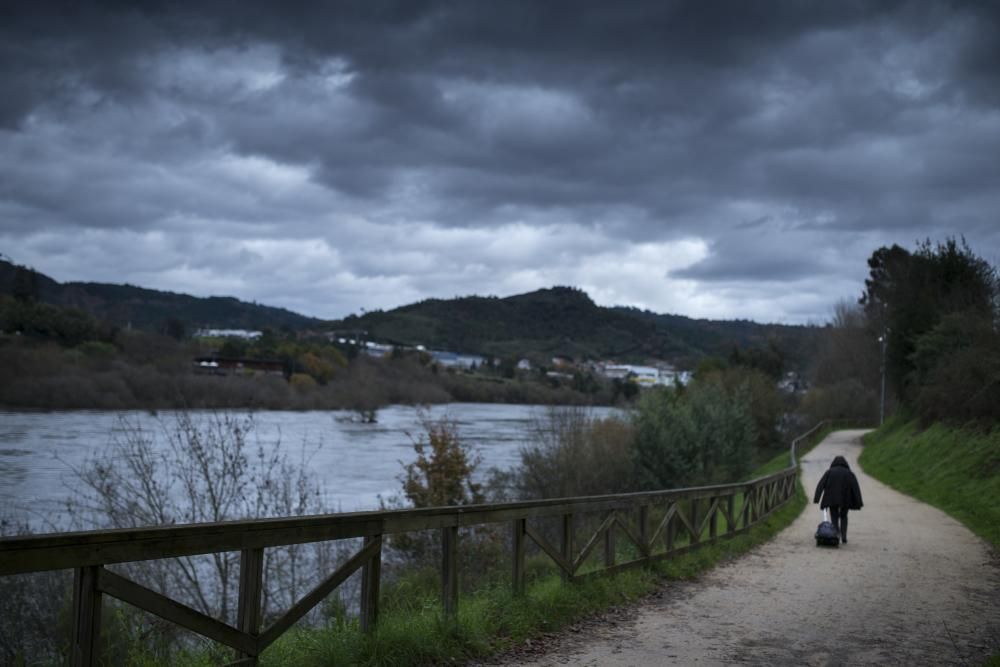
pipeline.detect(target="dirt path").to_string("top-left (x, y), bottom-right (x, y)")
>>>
top-left (489, 430), bottom-right (1000, 666)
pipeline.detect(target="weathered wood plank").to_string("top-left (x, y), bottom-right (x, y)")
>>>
top-left (720, 495), bottom-right (735, 533)
top-left (511, 519), bottom-right (526, 595)
top-left (441, 526), bottom-right (458, 618)
top-left (359, 535), bottom-right (382, 632)
top-left (604, 511), bottom-right (616, 568)
top-left (236, 548), bottom-right (264, 663)
top-left (257, 537), bottom-right (380, 651)
top-left (525, 524), bottom-right (575, 576)
top-left (560, 513), bottom-right (574, 583)
top-left (638, 506), bottom-right (649, 556)
top-left (672, 502), bottom-right (697, 544)
top-left (571, 513), bottom-right (616, 572)
top-left (708, 497), bottom-right (719, 539)
top-left (698, 497), bottom-right (720, 538)
top-left (71, 565), bottom-right (102, 667)
top-left (97, 568), bottom-right (254, 655)
top-left (648, 503), bottom-right (677, 547)
top-left (612, 512), bottom-right (647, 557)
top-left (690, 499), bottom-right (701, 544)
top-left (1, 474), bottom-right (795, 576)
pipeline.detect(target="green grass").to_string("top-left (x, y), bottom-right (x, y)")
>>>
top-left (859, 418), bottom-right (1000, 547)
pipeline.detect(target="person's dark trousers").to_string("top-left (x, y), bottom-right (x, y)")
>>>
top-left (829, 506), bottom-right (849, 542)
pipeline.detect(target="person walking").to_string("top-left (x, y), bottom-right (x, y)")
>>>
top-left (814, 455), bottom-right (863, 544)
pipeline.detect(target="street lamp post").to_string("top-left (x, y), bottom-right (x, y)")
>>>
top-left (878, 332), bottom-right (888, 426)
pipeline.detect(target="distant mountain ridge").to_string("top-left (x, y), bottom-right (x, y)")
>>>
top-left (0, 259), bottom-right (323, 332)
top-left (1, 260), bottom-right (819, 369)
top-left (331, 286), bottom-right (819, 369)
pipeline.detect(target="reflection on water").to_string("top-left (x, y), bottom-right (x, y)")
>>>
top-left (0, 404), bottom-right (617, 530)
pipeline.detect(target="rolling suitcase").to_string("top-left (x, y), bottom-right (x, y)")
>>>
top-left (815, 508), bottom-right (839, 547)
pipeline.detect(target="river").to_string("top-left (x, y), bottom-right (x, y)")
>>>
top-left (0, 404), bottom-right (618, 532)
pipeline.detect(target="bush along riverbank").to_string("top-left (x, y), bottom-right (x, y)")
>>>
top-left (138, 428), bottom-right (825, 667)
top-left (859, 418), bottom-right (1000, 548)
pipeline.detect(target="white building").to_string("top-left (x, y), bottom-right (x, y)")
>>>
top-left (430, 350), bottom-right (486, 369)
top-left (599, 363), bottom-right (690, 387)
top-left (194, 328), bottom-right (263, 339)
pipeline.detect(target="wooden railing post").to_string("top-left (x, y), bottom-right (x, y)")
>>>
top-left (511, 519), bottom-right (526, 595)
top-left (560, 513), bottom-right (574, 582)
top-left (236, 547), bottom-right (264, 665)
top-left (603, 511), bottom-right (616, 568)
top-left (709, 496), bottom-right (718, 540)
top-left (441, 526), bottom-right (458, 618)
top-left (360, 535), bottom-right (382, 632)
top-left (690, 499), bottom-right (700, 544)
top-left (71, 565), bottom-right (103, 667)
top-left (727, 494), bottom-right (736, 535)
top-left (638, 505), bottom-right (649, 558)
top-left (665, 510), bottom-right (675, 552)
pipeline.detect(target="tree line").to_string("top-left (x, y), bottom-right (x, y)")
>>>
top-left (806, 237), bottom-right (998, 425)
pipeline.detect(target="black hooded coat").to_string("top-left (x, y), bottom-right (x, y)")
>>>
top-left (813, 456), bottom-right (864, 510)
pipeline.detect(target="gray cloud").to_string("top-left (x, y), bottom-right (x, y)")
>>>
top-left (1, 1), bottom-right (998, 324)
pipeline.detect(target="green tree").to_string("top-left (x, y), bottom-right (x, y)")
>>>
top-left (11, 265), bottom-right (39, 303)
top-left (217, 337), bottom-right (248, 358)
top-left (163, 317), bottom-right (186, 340)
top-left (861, 238), bottom-right (997, 400)
top-left (633, 381), bottom-right (756, 490)
top-left (907, 311), bottom-right (1000, 424)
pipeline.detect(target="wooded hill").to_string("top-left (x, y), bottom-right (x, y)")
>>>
top-left (1, 260), bottom-right (818, 370)
top-left (331, 286), bottom-right (819, 370)
top-left (0, 259), bottom-right (323, 333)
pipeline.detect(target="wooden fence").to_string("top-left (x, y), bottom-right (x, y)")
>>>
top-left (0, 421), bottom-right (833, 666)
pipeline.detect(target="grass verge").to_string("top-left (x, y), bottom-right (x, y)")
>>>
top-left (859, 417), bottom-right (1000, 548)
top-left (859, 418), bottom-right (1000, 666)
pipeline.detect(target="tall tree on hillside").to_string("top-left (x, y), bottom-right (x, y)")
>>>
top-left (860, 238), bottom-right (998, 400)
top-left (803, 301), bottom-right (882, 423)
top-left (11, 265), bottom-right (39, 303)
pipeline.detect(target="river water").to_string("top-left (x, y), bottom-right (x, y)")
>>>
top-left (0, 404), bottom-right (617, 532)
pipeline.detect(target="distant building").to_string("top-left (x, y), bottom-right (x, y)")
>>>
top-left (778, 371), bottom-right (806, 393)
top-left (430, 350), bottom-right (486, 369)
top-left (551, 355), bottom-right (575, 368)
top-left (193, 356), bottom-right (284, 376)
top-left (517, 358), bottom-right (533, 371)
top-left (598, 362), bottom-right (690, 387)
top-left (194, 328), bottom-right (263, 340)
top-left (363, 341), bottom-right (394, 358)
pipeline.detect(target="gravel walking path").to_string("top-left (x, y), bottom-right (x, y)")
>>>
top-left (490, 430), bottom-right (1000, 666)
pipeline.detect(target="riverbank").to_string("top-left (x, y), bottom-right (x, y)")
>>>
top-left (0, 339), bottom-right (618, 411)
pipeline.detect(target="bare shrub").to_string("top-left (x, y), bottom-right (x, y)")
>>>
top-left (0, 518), bottom-right (72, 666)
top-left (513, 406), bottom-right (635, 500)
top-left (64, 411), bottom-right (347, 632)
top-left (381, 415), bottom-right (506, 590)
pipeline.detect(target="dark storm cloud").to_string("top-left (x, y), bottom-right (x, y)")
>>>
top-left (1, 1), bottom-right (998, 322)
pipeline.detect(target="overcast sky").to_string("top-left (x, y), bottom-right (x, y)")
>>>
top-left (1, 2), bottom-right (998, 324)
